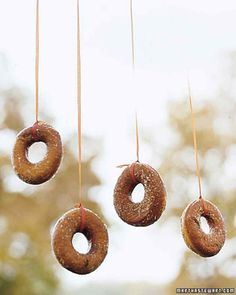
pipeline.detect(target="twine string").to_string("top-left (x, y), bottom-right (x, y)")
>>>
top-left (35, 0), bottom-right (39, 123)
top-left (135, 112), bottom-right (140, 162)
top-left (31, 0), bottom-right (40, 139)
top-left (116, 1), bottom-right (139, 180)
top-left (74, 202), bottom-right (86, 232)
top-left (130, 0), bottom-right (140, 162)
top-left (31, 121), bottom-right (39, 141)
top-left (116, 163), bottom-right (138, 183)
top-left (77, 0), bottom-right (82, 206)
top-left (129, 162), bottom-right (138, 183)
top-left (188, 80), bottom-right (202, 198)
top-left (76, 0), bottom-right (85, 230)
top-left (188, 79), bottom-right (207, 212)
top-left (130, 0), bottom-right (135, 71)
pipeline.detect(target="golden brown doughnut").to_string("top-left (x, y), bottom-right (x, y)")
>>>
top-left (114, 162), bottom-right (166, 226)
top-left (52, 207), bottom-right (108, 275)
top-left (12, 121), bottom-right (62, 185)
top-left (181, 199), bottom-right (226, 257)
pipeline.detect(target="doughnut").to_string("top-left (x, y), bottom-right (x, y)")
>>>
top-left (181, 199), bottom-right (226, 257)
top-left (114, 162), bottom-right (166, 226)
top-left (12, 121), bottom-right (62, 185)
top-left (52, 207), bottom-right (108, 275)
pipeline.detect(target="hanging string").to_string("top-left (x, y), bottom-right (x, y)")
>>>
top-left (135, 112), bottom-right (140, 162)
top-left (77, 0), bottom-right (82, 206)
top-left (187, 79), bottom-right (203, 200)
top-left (130, 0), bottom-right (140, 162)
top-left (35, 0), bottom-right (39, 123)
top-left (130, 0), bottom-right (135, 71)
top-left (117, 0), bottom-right (139, 169)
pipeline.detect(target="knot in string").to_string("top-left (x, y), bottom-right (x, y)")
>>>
top-left (129, 162), bottom-right (138, 183)
top-left (199, 195), bottom-right (208, 215)
top-left (31, 121), bottom-right (39, 141)
top-left (116, 161), bottom-right (139, 184)
top-left (74, 202), bottom-right (86, 232)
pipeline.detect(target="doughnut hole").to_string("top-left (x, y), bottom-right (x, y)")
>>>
top-left (200, 216), bottom-right (210, 234)
top-left (131, 183), bottom-right (145, 203)
top-left (72, 233), bottom-right (90, 254)
top-left (114, 162), bottom-right (167, 227)
top-left (27, 142), bottom-right (47, 163)
top-left (52, 208), bottom-right (109, 274)
top-left (12, 122), bottom-right (63, 185)
top-left (181, 199), bottom-right (226, 257)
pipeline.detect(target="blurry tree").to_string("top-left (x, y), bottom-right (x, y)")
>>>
top-left (1, 48), bottom-right (236, 295)
top-left (156, 54), bottom-right (236, 294)
top-left (66, 51), bottom-right (236, 295)
top-left (0, 62), bottom-right (105, 294)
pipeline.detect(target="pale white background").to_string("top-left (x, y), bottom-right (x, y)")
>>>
top-left (0, 0), bottom-right (236, 289)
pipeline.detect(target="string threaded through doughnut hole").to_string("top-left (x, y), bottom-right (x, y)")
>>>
top-left (114, 162), bottom-right (166, 226)
top-left (12, 121), bottom-right (62, 185)
top-left (31, 121), bottom-right (39, 141)
top-left (52, 208), bottom-right (109, 275)
top-left (129, 162), bottom-right (138, 184)
top-left (199, 195), bottom-right (208, 215)
top-left (181, 199), bottom-right (226, 257)
top-left (74, 203), bottom-right (86, 232)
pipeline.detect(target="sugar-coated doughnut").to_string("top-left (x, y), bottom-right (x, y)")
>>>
top-left (12, 121), bottom-right (62, 185)
top-left (114, 162), bottom-right (166, 226)
top-left (181, 199), bottom-right (226, 257)
top-left (52, 207), bottom-right (108, 275)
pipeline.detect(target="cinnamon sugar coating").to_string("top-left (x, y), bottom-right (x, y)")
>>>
top-left (114, 162), bottom-right (166, 226)
top-left (181, 199), bottom-right (226, 257)
top-left (52, 208), bottom-right (108, 275)
top-left (12, 121), bottom-right (62, 184)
